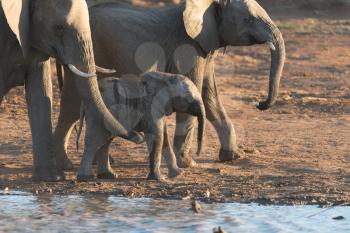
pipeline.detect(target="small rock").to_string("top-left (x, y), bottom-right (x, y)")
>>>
top-left (333, 216), bottom-right (345, 220)
top-left (128, 191), bottom-right (135, 198)
top-left (4, 187), bottom-right (9, 192)
top-left (208, 168), bottom-right (221, 174)
top-left (192, 200), bottom-right (201, 213)
top-left (205, 190), bottom-right (210, 198)
top-left (213, 226), bottom-right (226, 233)
top-left (243, 147), bottom-right (256, 154)
top-left (46, 188), bottom-right (52, 193)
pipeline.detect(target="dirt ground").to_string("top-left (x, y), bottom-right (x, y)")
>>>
top-left (0, 1), bottom-right (349, 205)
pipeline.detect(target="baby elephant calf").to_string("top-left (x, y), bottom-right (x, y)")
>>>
top-left (77, 72), bottom-right (206, 181)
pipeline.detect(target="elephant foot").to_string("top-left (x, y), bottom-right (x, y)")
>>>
top-left (32, 166), bottom-right (65, 182)
top-left (55, 150), bottom-right (74, 171)
top-left (92, 155), bottom-right (114, 165)
top-left (168, 167), bottom-right (183, 178)
top-left (147, 172), bottom-right (164, 181)
top-left (177, 155), bottom-right (197, 168)
top-left (57, 158), bottom-right (74, 171)
top-left (97, 171), bottom-right (118, 180)
top-left (219, 148), bottom-right (243, 162)
top-left (77, 174), bottom-right (96, 182)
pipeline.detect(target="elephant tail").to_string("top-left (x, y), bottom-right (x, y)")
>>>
top-left (76, 102), bottom-right (85, 151)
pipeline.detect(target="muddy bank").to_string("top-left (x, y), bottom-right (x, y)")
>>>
top-left (1, 3), bottom-right (350, 205)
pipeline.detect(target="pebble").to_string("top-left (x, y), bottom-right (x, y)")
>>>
top-left (333, 216), bottom-right (345, 220)
top-left (4, 187), bottom-right (9, 192)
top-left (243, 147), bottom-right (256, 154)
top-left (192, 200), bottom-right (201, 213)
top-left (205, 190), bottom-right (210, 198)
top-left (213, 226), bottom-right (226, 233)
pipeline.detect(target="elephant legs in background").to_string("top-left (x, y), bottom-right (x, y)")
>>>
top-left (53, 68), bottom-right (80, 170)
top-left (202, 73), bottom-right (244, 162)
top-left (95, 139), bottom-right (118, 180)
top-left (25, 58), bottom-right (64, 181)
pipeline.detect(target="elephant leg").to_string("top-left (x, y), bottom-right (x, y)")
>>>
top-left (25, 58), bottom-right (64, 181)
top-left (77, 120), bottom-right (109, 181)
top-left (77, 142), bottom-right (96, 181)
top-left (53, 67), bottom-right (81, 170)
top-left (162, 123), bottom-right (183, 178)
top-left (202, 72), bottom-right (244, 162)
top-left (145, 123), bottom-right (164, 181)
top-left (92, 151), bottom-right (114, 165)
top-left (173, 113), bottom-right (198, 168)
top-left (95, 139), bottom-right (118, 180)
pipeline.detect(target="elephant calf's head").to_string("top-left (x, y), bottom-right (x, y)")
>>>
top-left (141, 72), bottom-right (206, 156)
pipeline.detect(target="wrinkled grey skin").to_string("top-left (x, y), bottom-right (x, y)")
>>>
top-left (77, 72), bottom-right (206, 181)
top-left (55, 0), bottom-right (285, 169)
top-left (0, 0), bottom-right (142, 181)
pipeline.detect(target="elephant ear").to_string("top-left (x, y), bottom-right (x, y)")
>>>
top-left (1, 0), bottom-right (31, 58)
top-left (183, 0), bottom-right (220, 53)
top-left (141, 72), bottom-right (168, 95)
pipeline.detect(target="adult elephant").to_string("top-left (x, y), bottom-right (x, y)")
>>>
top-left (0, 0), bottom-right (142, 181)
top-left (55, 0), bottom-right (285, 168)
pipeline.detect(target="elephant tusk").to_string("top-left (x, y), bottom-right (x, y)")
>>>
top-left (267, 41), bottom-right (276, 51)
top-left (67, 64), bottom-right (96, 78)
top-left (95, 65), bottom-right (116, 74)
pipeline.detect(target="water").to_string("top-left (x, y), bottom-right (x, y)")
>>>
top-left (0, 191), bottom-right (349, 233)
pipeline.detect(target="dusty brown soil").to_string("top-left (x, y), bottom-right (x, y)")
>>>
top-left (0, 1), bottom-right (350, 205)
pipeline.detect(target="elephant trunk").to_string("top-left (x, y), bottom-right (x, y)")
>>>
top-left (196, 101), bottom-right (206, 156)
top-left (257, 24), bottom-right (286, 110)
top-left (69, 34), bottom-right (143, 143)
